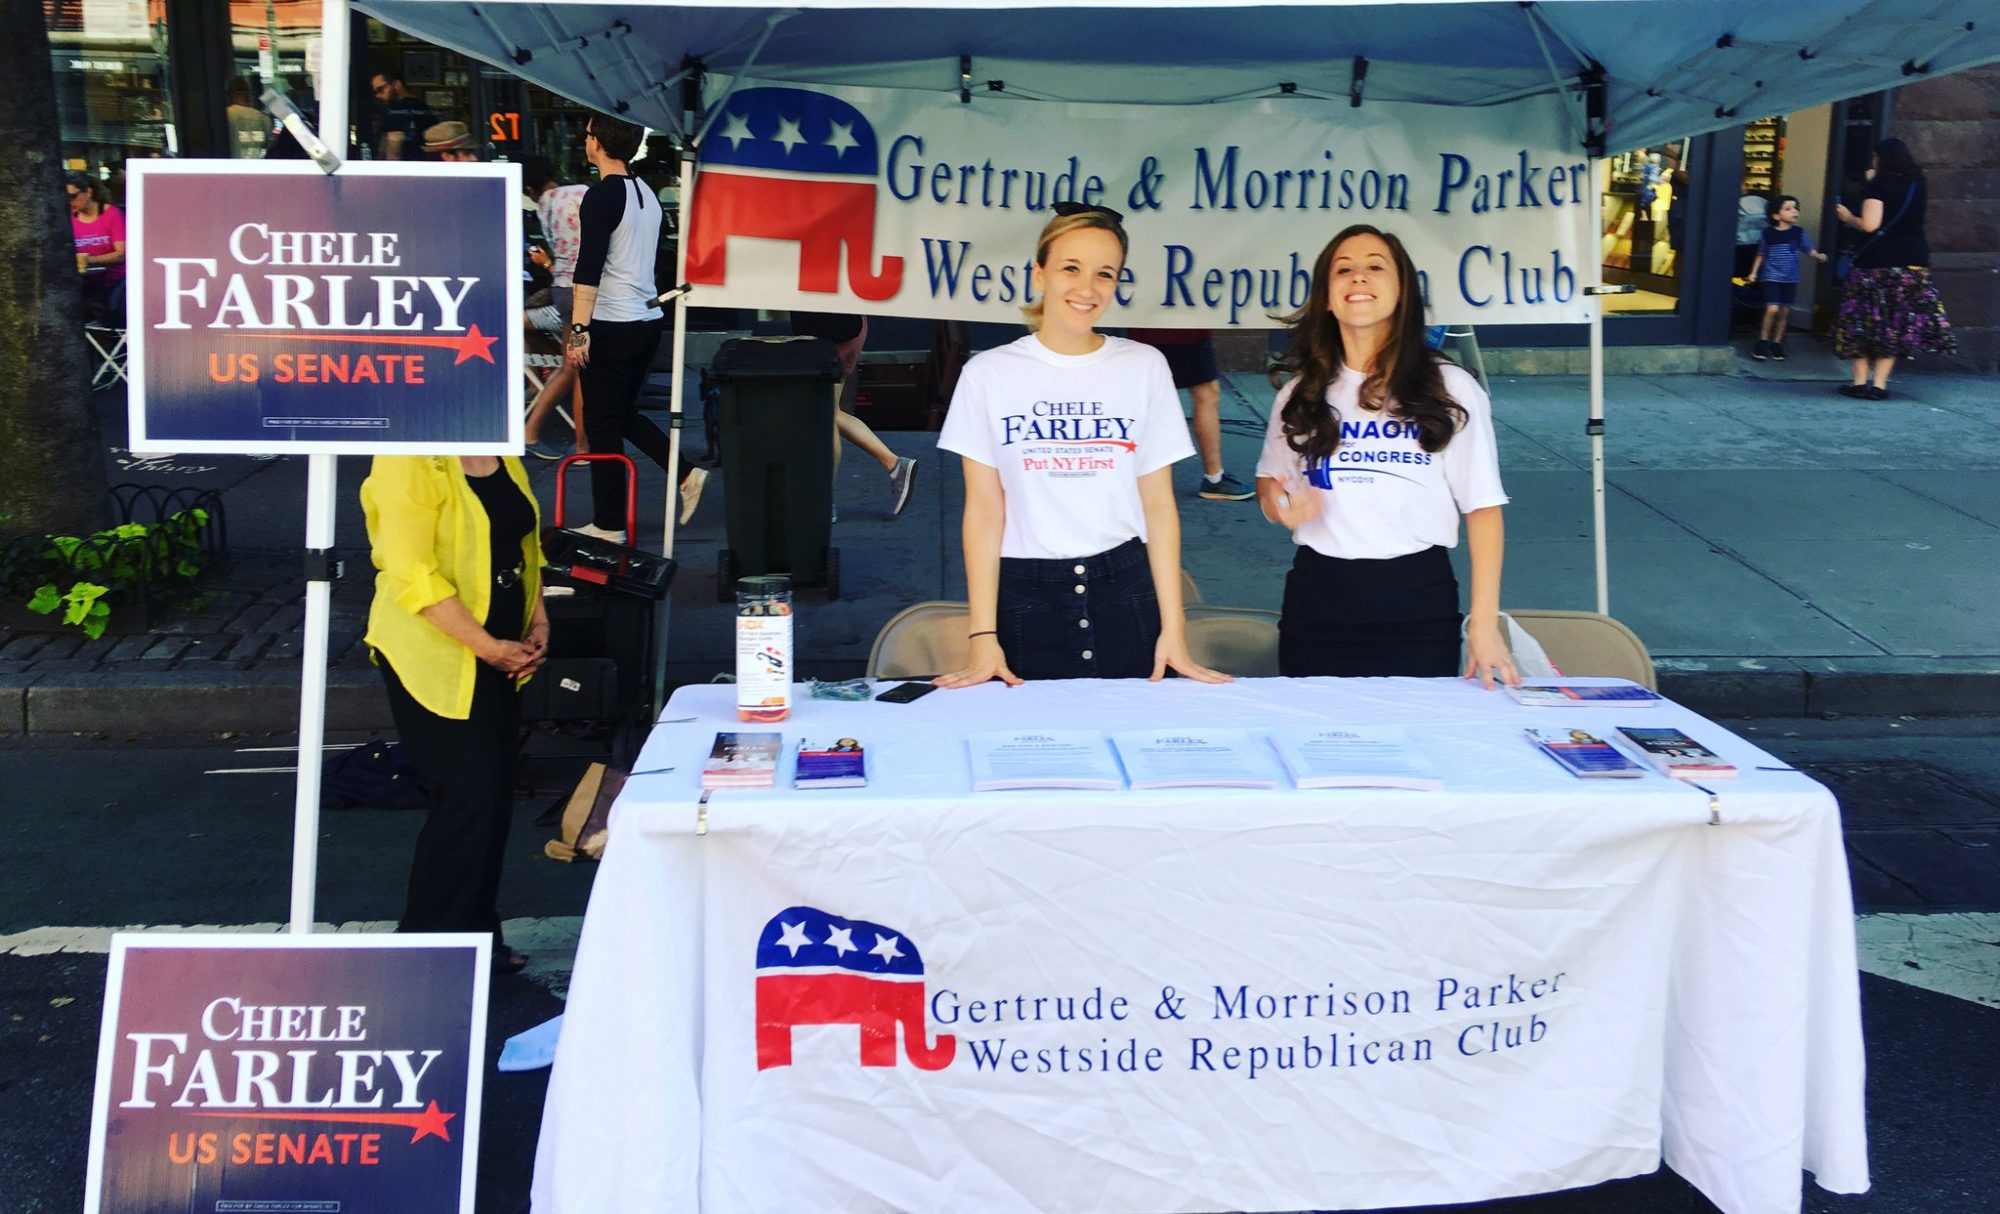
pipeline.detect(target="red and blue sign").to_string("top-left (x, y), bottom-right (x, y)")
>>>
top-left (85, 934), bottom-right (491, 1214)
top-left (126, 161), bottom-right (523, 455)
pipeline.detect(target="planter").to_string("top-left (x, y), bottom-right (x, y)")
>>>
top-left (0, 593), bottom-right (156, 638)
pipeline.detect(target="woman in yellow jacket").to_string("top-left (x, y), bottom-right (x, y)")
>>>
top-left (363, 454), bottom-right (547, 973)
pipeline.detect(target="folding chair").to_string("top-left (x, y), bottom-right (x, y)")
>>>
top-left (524, 351), bottom-right (577, 432)
top-left (867, 601), bottom-right (971, 680)
top-left (1183, 604), bottom-right (1281, 678)
top-left (85, 320), bottom-right (127, 391)
top-left (1502, 609), bottom-right (1657, 690)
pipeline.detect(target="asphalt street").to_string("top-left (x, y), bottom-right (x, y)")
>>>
top-left (3, 717), bottom-right (1997, 1213)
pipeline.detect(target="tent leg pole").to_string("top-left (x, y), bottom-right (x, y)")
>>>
top-left (654, 154), bottom-right (696, 720)
top-left (1588, 298), bottom-right (1609, 617)
top-left (319, 0), bottom-right (350, 162)
top-left (289, 454), bottom-right (338, 934)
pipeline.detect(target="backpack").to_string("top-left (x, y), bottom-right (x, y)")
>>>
top-left (322, 739), bottom-right (432, 811)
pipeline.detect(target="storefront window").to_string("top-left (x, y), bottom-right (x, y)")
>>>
top-left (227, 0), bottom-right (335, 158)
top-left (46, 0), bottom-right (173, 200)
top-left (1598, 139), bottom-right (1691, 314)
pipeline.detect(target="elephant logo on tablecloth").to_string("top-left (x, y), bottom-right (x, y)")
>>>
top-left (754, 905), bottom-right (955, 1071)
top-left (688, 88), bottom-right (905, 301)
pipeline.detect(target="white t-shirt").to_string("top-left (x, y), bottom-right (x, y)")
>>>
top-left (1255, 361), bottom-right (1508, 560)
top-left (939, 334), bottom-right (1195, 560)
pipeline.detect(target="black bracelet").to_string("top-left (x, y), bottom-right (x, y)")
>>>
top-left (968, 630), bottom-right (997, 639)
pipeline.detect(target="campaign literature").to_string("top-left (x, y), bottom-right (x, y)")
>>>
top-left (968, 731), bottom-right (1124, 791)
top-left (1617, 727), bottom-right (1738, 780)
top-left (1268, 727), bottom-right (1444, 791)
top-left (1526, 728), bottom-right (1645, 778)
top-left (795, 737), bottom-right (868, 789)
top-left (1110, 730), bottom-right (1277, 789)
top-left (703, 732), bottom-right (782, 789)
top-left (1507, 682), bottom-right (1663, 707)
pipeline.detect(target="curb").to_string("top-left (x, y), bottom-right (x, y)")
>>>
top-left (12, 666), bottom-right (391, 737)
top-left (1658, 657), bottom-right (2000, 719)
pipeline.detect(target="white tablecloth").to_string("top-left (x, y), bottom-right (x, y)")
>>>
top-left (532, 677), bottom-right (1867, 1214)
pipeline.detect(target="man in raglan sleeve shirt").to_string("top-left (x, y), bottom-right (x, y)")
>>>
top-left (565, 113), bottom-right (701, 542)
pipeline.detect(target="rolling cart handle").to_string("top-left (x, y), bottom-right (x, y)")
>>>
top-left (552, 453), bottom-right (641, 537)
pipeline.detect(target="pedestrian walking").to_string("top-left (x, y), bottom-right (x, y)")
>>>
top-left (1832, 138), bottom-right (1956, 400)
top-left (1127, 328), bottom-right (1252, 501)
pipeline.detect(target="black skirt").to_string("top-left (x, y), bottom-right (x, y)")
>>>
top-left (998, 538), bottom-right (1159, 681)
top-left (1278, 545), bottom-right (1462, 677)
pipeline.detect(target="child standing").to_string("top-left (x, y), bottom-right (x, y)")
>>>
top-left (1749, 195), bottom-right (1828, 361)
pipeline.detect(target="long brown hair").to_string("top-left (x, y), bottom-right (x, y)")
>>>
top-left (1273, 225), bottom-right (1464, 463)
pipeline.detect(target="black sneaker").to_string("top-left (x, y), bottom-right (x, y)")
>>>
top-left (1197, 471), bottom-right (1255, 501)
top-left (1770, 342), bottom-right (1787, 361)
top-left (1750, 341), bottom-right (1769, 361)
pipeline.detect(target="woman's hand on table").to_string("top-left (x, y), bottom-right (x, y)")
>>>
top-left (934, 634), bottom-right (1022, 689)
top-left (1461, 616), bottom-right (1520, 690)
top-left (1152, 632), bottom-right (1231, 684)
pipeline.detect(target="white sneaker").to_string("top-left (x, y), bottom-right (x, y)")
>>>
top-left (679, 465), bottom-right (709, 526)
top-left (572, 523), bottom-right (627, 545)
top-left (888, 457), bottom-right (917, 518)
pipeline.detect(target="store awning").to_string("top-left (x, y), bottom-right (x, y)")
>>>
top-left (355, 0), bottom-right (1997, 152)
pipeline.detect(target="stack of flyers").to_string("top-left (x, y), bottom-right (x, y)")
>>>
top-left (1508, 682), bottom-right (1663, 708)
top-left (702, 732), bottom-right (782, 789)
top-left (1526, 727), bottom-right (1645, 778)
top-left (795, 737), bottom-right (867, 789)
top-left (1616, 728), bottom-right (1738, 780)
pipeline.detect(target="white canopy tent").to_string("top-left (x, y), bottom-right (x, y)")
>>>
top-left (341, 0), bottom-right (1993, 620)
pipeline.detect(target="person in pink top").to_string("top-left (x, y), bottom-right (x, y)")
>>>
top-left (68, 173), bottom-right (126, 318)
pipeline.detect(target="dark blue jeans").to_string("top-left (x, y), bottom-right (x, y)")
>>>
top-left (998, 538), bottom-right (1158, 681)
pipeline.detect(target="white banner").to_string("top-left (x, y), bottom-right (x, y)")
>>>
top-left (687, 82), bottom-right (1596, 327)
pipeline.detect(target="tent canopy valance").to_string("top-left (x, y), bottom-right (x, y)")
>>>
top-left (357, 0), bottom-right (1997, 154)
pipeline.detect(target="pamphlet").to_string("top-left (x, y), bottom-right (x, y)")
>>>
top-left (968, 731), bottom-right (1124, 791)
top-left (1616, 727), bottom-right (1738, 780)
top-left (795, 737), bottom-right (868, 789)
top-left (1110, 730), bottom-right (1277, 789)
top-left (1507, 682), bottom-right (1663, 707)
top-left (1268, 727), bottom-right (1444, 791)
top-left (702, 732), bottom-right (782, 789)
top-left (1526, 727), bottom-right (1645, 778)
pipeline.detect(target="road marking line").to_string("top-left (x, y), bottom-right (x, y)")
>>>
top-left (1856, 912), bottom-right (2000, 1009)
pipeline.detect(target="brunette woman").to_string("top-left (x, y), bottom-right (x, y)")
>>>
top-left (934, 204), bottom-right (1225, 687)
top-left (1255, 225), bottom-right (1516, 687)
top-left (1832, 138), bottom-right (1956, 400)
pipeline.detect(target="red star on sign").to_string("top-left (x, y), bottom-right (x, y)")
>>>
top-left (408, 1099), bottom-right (457, 1144)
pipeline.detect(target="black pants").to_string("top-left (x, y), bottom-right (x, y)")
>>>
top-left (1278, 545), bottom-right (1463, 677)
top-left (379, 606), bottom-right (522, 949)
top-left (998, 538), bottom-right (1159, 681)
top-left (580, 317), bottom-right (667, 529)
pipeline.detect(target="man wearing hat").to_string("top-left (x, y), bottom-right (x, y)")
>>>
top-left (422, 120), bottom-right (482, 163)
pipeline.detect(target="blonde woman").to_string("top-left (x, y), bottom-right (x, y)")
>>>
top-left (935, 203), bottom-right (1225, 688)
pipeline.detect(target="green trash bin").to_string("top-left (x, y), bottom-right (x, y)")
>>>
top-left (710, 336), bottom-right (845, 600)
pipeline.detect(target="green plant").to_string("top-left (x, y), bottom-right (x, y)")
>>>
top-left (12, 507), bottom-right (210, 639)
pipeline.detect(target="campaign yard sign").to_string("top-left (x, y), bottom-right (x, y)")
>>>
top-left (127, 161), bottom-right (522, 454)
top-left (85, 934), bottom-right (491, 1214)
top-left (686, 82), bottom-right (1595, 328)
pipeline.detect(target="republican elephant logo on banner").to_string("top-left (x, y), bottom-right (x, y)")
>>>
top-left (754, 905), bottom-right (955, 1071)
top-left (688, 87), bottom-right (905, 301)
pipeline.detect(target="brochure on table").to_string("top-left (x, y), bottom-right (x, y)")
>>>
top-left (1110, 730), bottom-right (1278, 789)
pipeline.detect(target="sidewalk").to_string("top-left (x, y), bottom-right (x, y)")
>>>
top-left (4, 351), bottom-right (1997, 734)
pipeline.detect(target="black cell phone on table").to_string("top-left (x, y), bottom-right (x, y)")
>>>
top-left (876, 681), bottom-right (938, 704)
